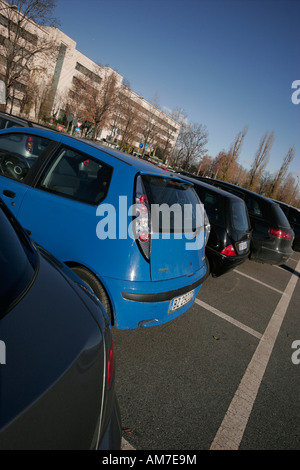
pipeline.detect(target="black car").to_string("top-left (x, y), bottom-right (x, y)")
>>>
top-left (193, 176), bottom-right (294, 265)
top-left (0, 198), bottom-right (121, 450)
top-left (273, 200), bottom-right (300, 252)
top-left (178, 174), bottom-right (252, 276)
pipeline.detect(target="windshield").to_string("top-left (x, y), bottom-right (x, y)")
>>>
top-left (231, 200), bottom-right (251, 231)
top-left (0, 201), bottom-right (38, 318)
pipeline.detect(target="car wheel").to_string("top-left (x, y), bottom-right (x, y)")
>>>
top-left (205, 256), bottom-right (211, 276)
top-left (71, 266), bottom-right (113, 324)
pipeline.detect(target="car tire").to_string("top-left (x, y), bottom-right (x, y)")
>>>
top-left (71, 266), bottom-right (113, 324)
top-left (205, 256), bottom-right (211, 277)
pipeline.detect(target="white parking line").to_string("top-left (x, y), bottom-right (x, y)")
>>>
top-left (195, 299), bottom-right (262, 340)
top-left (233, 269), bottom-right (284, 294)
top-left (210, 258), bottom-right (300, 450)
top-left (121, 437), bottom-right (135, 450)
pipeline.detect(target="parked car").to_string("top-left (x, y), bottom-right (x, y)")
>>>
top-left (273, 200), bottom-right (300, 252)
top-left (0, 197), bottom-right (121, 450)
top-left (0, 127), bottom-right (207, 329)
top-left (0, 111), bottom-right (51, 131)
top-left (191, 176), bottom-right (294, 265)
top-left (178, 174), bottom-right (252, 276)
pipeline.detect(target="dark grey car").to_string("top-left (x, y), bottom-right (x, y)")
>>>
top-left (273, 200), bottom-right (300, 252)
top-left (192, 176), bottom-right (294, 265)
top-left (0, 198), bottom-right (121, 450)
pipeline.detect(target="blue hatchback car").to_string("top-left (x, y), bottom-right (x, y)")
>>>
top-left (0, 127), bottom-right (207, 329)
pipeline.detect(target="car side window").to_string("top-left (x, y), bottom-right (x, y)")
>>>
top-left (38, 146), bottom-right (113, 205)
top-left (195, 188), bottom-right (225, 225)
top-left (289, 209), bottom-right (300, 225)
top-left (0, 132), bottom-right (51, 181)
top-left (245, 196), bottom-right (263, 218)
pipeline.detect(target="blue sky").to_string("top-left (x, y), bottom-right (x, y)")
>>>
top-left (54, 0), bottom-right (300, 179)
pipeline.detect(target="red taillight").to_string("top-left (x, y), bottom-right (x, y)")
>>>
top-left (221, 244), bottom-right (237, 257)
top-left (107, 340), bottom-right (114, 388)
top-left (134, 176), bottom-right (151, 260)
top-left (136, 199), bottom-right (149, 242)
top-left (139, 230), bottom-right (149, 242)
top-left (269, 228), bottom-right (292, 240)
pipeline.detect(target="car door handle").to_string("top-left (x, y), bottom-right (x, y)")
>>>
top-left (3, 189), bottom-right (16, 198)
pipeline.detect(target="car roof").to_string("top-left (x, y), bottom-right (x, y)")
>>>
top-left (177, 173), bottom-right (246, 202)
top-left (0, 126), bottom-right (186, 180)
top-left (0, 111), bottom-right (34, 127)
top-left (273, 198), bottom-right (300, 212)
top-left (198, 176), bottom-right (281, 205)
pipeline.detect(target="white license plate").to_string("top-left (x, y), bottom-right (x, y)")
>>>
top-left (239, 241), bottom-right (248, 251)
top-left (169, 289), bottom-right (194, 312)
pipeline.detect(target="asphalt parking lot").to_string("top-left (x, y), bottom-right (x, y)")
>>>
top-left (114, 252), bottom-right (300, 450)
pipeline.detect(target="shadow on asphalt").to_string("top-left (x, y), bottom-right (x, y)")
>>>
top-left (279, 264), bottom-right (300, 277)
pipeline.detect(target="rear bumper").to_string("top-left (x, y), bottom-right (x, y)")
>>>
top-left (251, 244), bottom-right (293, 265)
top-left (97, 398), bottom-right (122, 450)
top-left (100, 263), bottom-right (207, 329)
top-left (207, 248), bottom-right (249, 277)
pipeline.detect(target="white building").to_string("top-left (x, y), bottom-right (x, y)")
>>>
top-left (0, 1), bottom-right (180, 159)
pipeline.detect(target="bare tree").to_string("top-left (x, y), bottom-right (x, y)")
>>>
top-left (267, 146), bottom-right (295, 198)
top-left (220, 126), bottom-right (248, 181)
top-left (173, 121), bottom-right (208, 170)
top-left (139, 108), bottom-right (158, 157)
top-left (278, 173), bottom-right (298, 204)
top-left (0, 0), bottom-right (58, 111)
top-left (211, 150), bottom-right (227, 179)
top-left (51, 87), bottom-right (67, 119)
top-left (257, 170), bottom-right (273, 195)
top-left (4, 0), bottom-right (57, 25)
top-left (70, 67), bottom-right (119, 140)
top-left (197, 154), bottom-right (213, 176)
top-left (116, 86), bottom-right (140, 151)
top-left (246, 131), bottom-right (274, 191)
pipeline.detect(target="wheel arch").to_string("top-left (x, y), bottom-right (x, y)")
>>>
top-left (64, 261), bottom-right (115, 325)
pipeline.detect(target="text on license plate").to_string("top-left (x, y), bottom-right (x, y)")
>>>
top-left (169, 289), bottom-right (195, 313)
top-left (239, 241), bottom-right (248, 251)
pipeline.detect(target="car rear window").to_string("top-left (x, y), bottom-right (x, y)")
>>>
top-left (231, 200), bottom-right (250, 231)
top-left (142, 175), bottom-right (202, 233)
top-left (0, 202), bottom-right (38, 318)
top-left (271, 204), bottom-right (291, 228)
